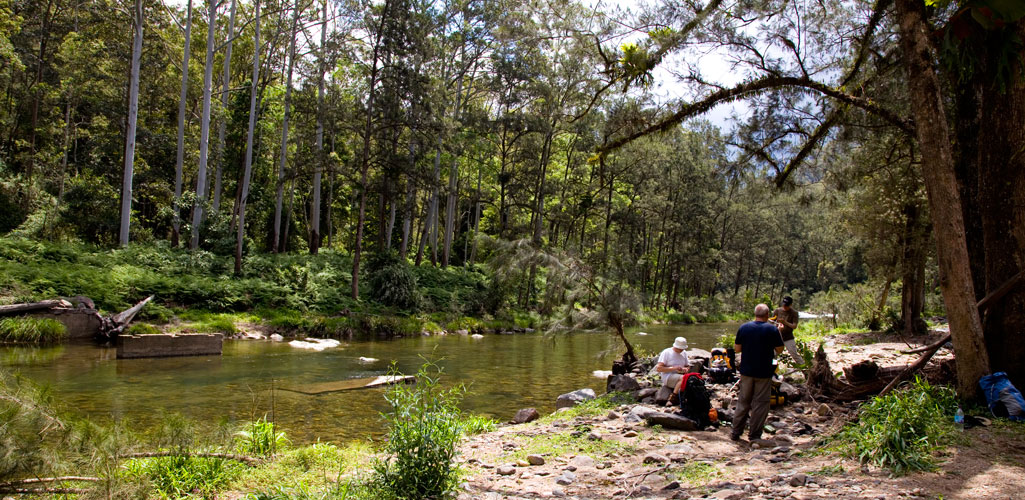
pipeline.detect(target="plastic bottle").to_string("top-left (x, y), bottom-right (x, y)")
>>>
top-left (954, 407), bottom-right (965, 432)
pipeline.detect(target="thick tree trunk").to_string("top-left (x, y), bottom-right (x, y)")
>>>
top-left (234, 0), bottom-right (260, 275)
top-left (400, 138), bottom-right (416, 260)
top-left (974, 18), bottom-right (1025, 391)
top-left (272, 1), bottom-right (299, 253)
top-left (190, 0), bottom-right (218, 250)
top-left (212, 0), bottom-right (238, 217)
top-left (416, 139), bottom-right (442, 266)
top-left (895, 0), bottom-right (989, 398)
top-left (172, 0), bottom-right (193, 247)
top-left (901, 203), bottom-right (927, 336)
top-left (119, 0), bottom-right (144, 247)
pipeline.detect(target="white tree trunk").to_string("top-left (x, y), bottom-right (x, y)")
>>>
top-left (310, 0), bottom-right (327, 254)
top-left (119, 0), bottom-right (144, 247)
top-left (235, 0), bottom-right (260, 274)
top-left (272, 0), bottom-right (299, 253)
top-left (441, 70), bottom-right (464, 267)
top-left (172, 0), bottom-right (192, 247)
top-left (212, 0), bottom-right (237, 217)
top-left (190, 0), bottom-right (218, 250)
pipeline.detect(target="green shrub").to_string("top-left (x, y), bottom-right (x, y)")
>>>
top-left (0, 317), bottom-right (66, 344)
top-left (373, 362), bottom-right (464, 499)
top-left (368, 264), bottom-right (421, 311)
top-left (827, 377), bottom-right (957, 475)
top-left (125, 323), bottom-right (161, 335)
top-left (237, 417), bottom-right (290, 456)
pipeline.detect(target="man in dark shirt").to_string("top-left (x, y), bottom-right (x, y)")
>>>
top-left (773, 296), bottom-right (801, 364)
top-left (731, 303), bottom-right (784, 442)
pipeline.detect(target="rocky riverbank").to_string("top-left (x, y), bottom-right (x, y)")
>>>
top-left (455, 331), bottom-right (1025, 500)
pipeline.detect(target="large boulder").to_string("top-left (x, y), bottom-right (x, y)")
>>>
top-left (556, 388), bottom-right (596, 409)
top-left (644, 411), bottom-right (700, 431)
top-left (607, 374), bottom-right (641, 394)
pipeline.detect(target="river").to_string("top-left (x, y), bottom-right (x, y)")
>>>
top-left (0, 322), bottom-right (736, 443)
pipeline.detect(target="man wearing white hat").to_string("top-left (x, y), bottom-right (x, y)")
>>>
top-left (656, 337), bottom-right (691, 393)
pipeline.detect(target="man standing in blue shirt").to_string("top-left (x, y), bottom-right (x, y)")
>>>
top-left (731, 303), bottom-right (784, 442)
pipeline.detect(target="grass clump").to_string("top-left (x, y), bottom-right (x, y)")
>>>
top-left (505, 429), bottom-right (636, 462)
top-left (122, 455), bottom-right (245, 499)
top-left (539, 392), bottom-right (633, 423)
top-left (372, 361), bottom-right (465, 500)
top-left (125, 323), bottom-right (162, 335)
top-left (671, 461), bottom-right (722, 485)
top-left (460, 414), bottom-right (499, 435)
top-left (237, 417), bottom-right (290, 456)
top-left (826, 377), bottom-right (957, 475)
top-left (0, 317), bottom-right (66, 344)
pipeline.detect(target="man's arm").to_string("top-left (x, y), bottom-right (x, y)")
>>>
top-left (774, 346), bottom-right (785, 354)
top-left (734, 343), bottom-right (742, 353)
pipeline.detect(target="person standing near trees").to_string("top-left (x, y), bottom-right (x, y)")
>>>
top-left (731, 304), bottom-right (784, 442)
top-left (773, 296), bottom-right (801, 364)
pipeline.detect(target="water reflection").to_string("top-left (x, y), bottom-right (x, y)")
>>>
top-left (1, 322), bottom-right (735, 443)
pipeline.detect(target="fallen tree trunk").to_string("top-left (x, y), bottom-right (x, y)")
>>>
top-left (0, 300), bottom-right (70, 316)
top-left (879, 333), bottom-right (951, 396)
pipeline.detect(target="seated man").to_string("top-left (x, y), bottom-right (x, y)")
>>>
top-left (656, 337), bottom-right (690, 400)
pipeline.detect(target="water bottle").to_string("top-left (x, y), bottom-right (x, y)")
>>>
top-left (954, 407), bottom-right (964, 432)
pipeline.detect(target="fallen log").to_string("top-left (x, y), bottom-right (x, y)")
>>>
top-left (0, 487), bottom-right (91, 495)
top-left (0, 476), bottom-right (100, 488)
top-left (0, 299), bottom-right (71, 316)
top-left (900, 333), bottom-right (951, 355)
top-left (98, 296), bottom-right (153, 340)
top-left (879, 333), bottom-right (951, 396)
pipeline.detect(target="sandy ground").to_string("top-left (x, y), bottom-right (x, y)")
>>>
top-left (455, 331), bottom-right (1025, 500)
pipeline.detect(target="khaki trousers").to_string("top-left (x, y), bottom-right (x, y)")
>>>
top-left (732, 375), bottom-right (772, 440)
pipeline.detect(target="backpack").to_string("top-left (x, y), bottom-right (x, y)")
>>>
top-left (678, 374), bottom-right (713, 427)
top-left (707, 348), bottom-right (735, 384)
top-left (979, 372), bottom-right (1025, 421)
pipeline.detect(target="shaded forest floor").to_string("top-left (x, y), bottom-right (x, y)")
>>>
top-left (454, 331), bottom-right (1025, 500)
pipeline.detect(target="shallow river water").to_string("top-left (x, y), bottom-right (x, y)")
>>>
top-left (1, 322), bottom-right (736, 443)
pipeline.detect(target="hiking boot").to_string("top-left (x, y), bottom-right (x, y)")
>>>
top-left (729, 431), bottom-right (742, 441)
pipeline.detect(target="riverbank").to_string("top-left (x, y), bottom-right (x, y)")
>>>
top-left (453, 329), bottom-right (1025, 500)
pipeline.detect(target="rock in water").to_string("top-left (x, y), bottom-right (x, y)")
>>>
top-left (644, 412), bottom-right (699, 431)
top-left (470, 334), bottom-right (484, 339)
top-left (593, 369), bottom-right (613, 379)
top-left (513, 408), bottom-right (540, 424)
top-left (555, 388), bottom-right (596, 409)
top-left (357, 356), bottom-right (378, 363)
top-left (607, 374), bottom-right (641, 393)
top-left (269, 334), bottom-right (284, 341)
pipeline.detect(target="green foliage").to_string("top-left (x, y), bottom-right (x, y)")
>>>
top-left (827, 378), bottom-right (957, 475)
top-left (0, 370), bottom-right (67, 481)
top-left (237, 417), bottom-right (290, 456)
top-left (671, 461), bottom-right (721, 485)
top-left (373, 362), bottom-right (464, 500)
top-left (125, 323), bottom-right (161, 335)
top-left (459, 414), bottom-right (499, 435)
top-left (122, 455), bottom-right (245, 500)
top-left (0, 317), bottom-right (66, 343)
top-left (368, 260), bottom-right (421, 311)
top-left (539, 392), bottom-right (632, 423)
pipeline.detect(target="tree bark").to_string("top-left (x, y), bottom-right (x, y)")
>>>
top-left (234, 0), bottom-right (260, 275)
top-left (212, 0), bottom-right (239, 217)
top-left (190, 0), bottom-right (219, 250)
top-left (310, 0), bottom-right (328, 254)
top-left (272, 0), bottom-right (299, 253)
top-left (442, 69), bottom-right (465, 267)
top-left (119, 0), bottom-right (144, 247)
top-left (895, 0), bottom-right (989, 398)
top-left (172, 0), bottom-right (193, 248)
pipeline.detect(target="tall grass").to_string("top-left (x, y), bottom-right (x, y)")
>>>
top-left (0, 317), bottom-right (66, 344)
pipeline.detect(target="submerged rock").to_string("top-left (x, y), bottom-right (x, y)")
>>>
top-left (288, 338), bottom-right (341, 351)
top-left (357, 356), bottom-right (378, 363)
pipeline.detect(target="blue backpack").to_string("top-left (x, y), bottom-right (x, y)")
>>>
top-left (979, 372), bottom-right (1025, 421)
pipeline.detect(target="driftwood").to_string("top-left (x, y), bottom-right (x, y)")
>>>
top-left (0, 476), bottom-right (100, 488)
top-left (97, 295), bottom-right (153, 341)
top-left (0, 299), bottom-right (71, 316)
top-left (879, 333), bottom-right (952, 396)
top-left (0, 487), bottom-right (91, 495)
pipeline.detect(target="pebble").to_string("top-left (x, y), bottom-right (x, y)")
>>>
top-left (587, 430), bottom-right (602, 440)
top-left (516, 459), bottom-right (530, 467)
top-left (570, 455), bottom-right (595, 468)
top-left (817, 403), bottom-right (833, 416)
top-left (555, 472), bottom-right (576, 485)
top-left (550, 488), bottom-right (566, 497)
top-left (662, 481), bottom-right (680, 490)
top-left (789, 473), bottom-right (808, 487)
top-left (623, 430), bottom-right (639, 438)
top-left (527, 454), bottom-right (546, 466)
top-left (497, 465), bottom-right (516, 476)
top-left (607, 410), bottom-right (621, 420)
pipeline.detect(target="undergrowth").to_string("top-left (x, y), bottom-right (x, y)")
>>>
top-left (825, 377), bottom-right (957, 475)
top-left (0, 317), bottom-right (66, 344)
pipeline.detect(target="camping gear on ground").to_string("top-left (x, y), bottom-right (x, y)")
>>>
top-left (979, 372), bottom-right (1025, 421)
top-left (769, 359), bottom-right (786, 407)
top-left (708, 347), bottom-right (735, 384)
top-left (677, 373), bottom-right (715, 427)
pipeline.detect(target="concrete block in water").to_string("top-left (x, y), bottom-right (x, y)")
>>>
top-left (117, 333), bottom-right (223, 359)
top-left (29, 307), bottom-right (103, 339)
